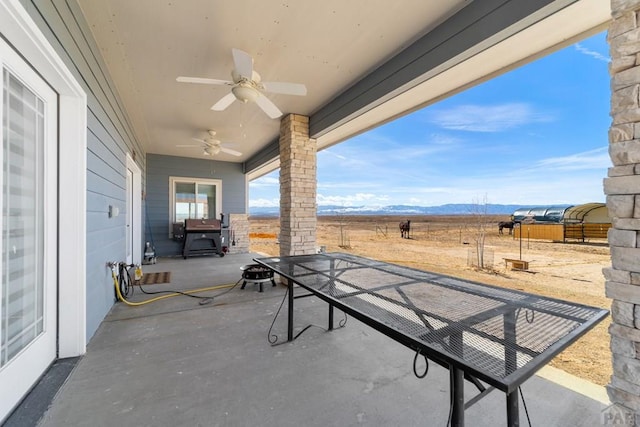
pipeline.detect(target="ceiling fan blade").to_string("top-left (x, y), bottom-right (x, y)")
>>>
top-left (232, 48), bottom-right (253, 79)
top-left (176, 144), bottom-right (200, 148)
top-left (220, 147), bottom-right (242, 156)
top-left (176, 76), bottom-right (232, 85)
top-left (211, 92), bottom-right (236, 111)
top-left (191, 138), bottom-right (207, 144)
top-left (255, 94), bottom-right (283, 119)
top-left (262, 81), bottom-right (307, 96)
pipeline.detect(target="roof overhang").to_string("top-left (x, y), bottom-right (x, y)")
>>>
top-left (246, 0), bottom-right (609, 180)
top-left (75, 0), bottom-right (610, 180)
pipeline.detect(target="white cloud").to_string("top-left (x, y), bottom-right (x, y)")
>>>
top-left (530, 147), bottom-right (610, 172)
top-left (249, 175), bottom-right (279, 187)
top-left (321, 150), bottom-right (347, 160)
top-left (429, 133), bottom-right (461, 145)
top-left (318, 181), bottom-right (379, 189)
top-left (318, 147), bottom-right (372, 169)
top-left (574, 43), bottom-right (609, 62)
top-left (317, 193), bottom-right (389, 206)
top-left (385, 139), bottom-right (459, 159)
top-left (427, 103), bottom-right (553, 132)
top-left (249, 198), bottom-right (279, 208)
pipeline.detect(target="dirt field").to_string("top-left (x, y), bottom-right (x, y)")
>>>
top-left (249, 215), bottom-right (612, 386)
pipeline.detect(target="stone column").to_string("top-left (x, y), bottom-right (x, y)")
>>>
top-left (227, 213), bottom-right (249, 254)
top-left (606, 0), bottom-right (640, 418)
top-left (279, 114), bottom-right (317, 256)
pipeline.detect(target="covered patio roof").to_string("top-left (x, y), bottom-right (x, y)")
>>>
top-left (76, 0), bottom-right (609, 178)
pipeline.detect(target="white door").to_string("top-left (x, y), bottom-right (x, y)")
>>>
top-left (0, 40), bottom-right (58, 421)
top-left (126, 154), bottom-right (141, 266)
top-left (126, 168), bottom-right (133, 264)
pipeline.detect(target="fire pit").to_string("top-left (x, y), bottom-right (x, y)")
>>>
top-left (240, 264), bottom-right (276, 292)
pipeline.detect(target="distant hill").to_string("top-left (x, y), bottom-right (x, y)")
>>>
top-left (249, 203), bottom-right (527, 217)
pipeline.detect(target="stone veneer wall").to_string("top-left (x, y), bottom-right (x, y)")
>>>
top-left (279, 114), bottom-right (317, 256)
top-left (227, 214), bottom-right (249, 254)
top-left (606, 0), bottom-right (640, 416)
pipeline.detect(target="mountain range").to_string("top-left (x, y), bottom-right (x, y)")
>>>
top-left (249, 203), bottom-right (527, 217)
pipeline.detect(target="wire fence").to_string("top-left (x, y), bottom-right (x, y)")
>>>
top-left (374, 221), bottom-right (489, 243)
top-left (467, 247), bottom-right (495, 269)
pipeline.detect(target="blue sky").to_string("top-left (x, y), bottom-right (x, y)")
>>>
top-left (250, 32), bottom-right (610, 208)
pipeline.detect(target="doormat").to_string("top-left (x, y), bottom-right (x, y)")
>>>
top-left (139, 272), bottom-right (171, 285)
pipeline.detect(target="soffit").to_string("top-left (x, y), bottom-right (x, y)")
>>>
top-left (76, 0), bottom-right (609, 174)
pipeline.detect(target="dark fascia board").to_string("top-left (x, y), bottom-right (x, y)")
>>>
top-left (309, 0), bottom-right (575, 139)
top-left (243, 137), bottom-right (280, 174)
top-left (244, 0), bottom-right (576, 174)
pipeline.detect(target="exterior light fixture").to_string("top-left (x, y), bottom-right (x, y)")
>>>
top-left (232, 83), bottom-right (259, 103)
top-left (204, 145), bottom-right (221, 156)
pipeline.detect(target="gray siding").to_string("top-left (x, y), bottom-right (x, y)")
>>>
top-left (146, 154), bottom-right (246, 257)
top-left (20, 0), bottom-right (145, 340)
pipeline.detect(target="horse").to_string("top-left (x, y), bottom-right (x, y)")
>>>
top-left (498, 221), bottom-right (515, 235)
top-left (399, 220), bottom-right (411, 239)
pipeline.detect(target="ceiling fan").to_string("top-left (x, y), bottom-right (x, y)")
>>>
top-left (176, 48), bottom-right (307, 119)
top-left (177, 130), bottom-right (242, 157)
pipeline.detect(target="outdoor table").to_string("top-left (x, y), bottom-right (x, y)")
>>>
top-left (254, 252), bottom-right (608, 427)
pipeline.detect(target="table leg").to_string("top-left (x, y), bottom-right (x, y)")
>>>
top-left (504, 309), bottom-right (519, 426)
top-left (328, 305), bottom-right (334, 330)
top-left (448, 329), bottom-right (465, 426)
top-left (450, 366), bottom-right (465, 426)
top-left (506, 390), bottom-right (520, 427)
top-left (287, 278), bottom-right (294, 342)
top-left (328, 257), bottom-right (335, 330)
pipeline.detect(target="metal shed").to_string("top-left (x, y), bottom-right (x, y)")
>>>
top-left (562, 203), bottom-right (610, 223)
top-left (512, 203), bottom-right (610, 242)
top-left (511, 205), bottom-right (573, 223)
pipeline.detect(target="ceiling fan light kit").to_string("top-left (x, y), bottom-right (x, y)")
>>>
top-left (232, 84), bottom-right (259, 103)
top-left (204, 145), bottom-right (221, 156)
top-left (176, 129), bottom-right (243, 158)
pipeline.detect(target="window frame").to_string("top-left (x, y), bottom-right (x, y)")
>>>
top-left (169, 176), bottom-right (222, 236)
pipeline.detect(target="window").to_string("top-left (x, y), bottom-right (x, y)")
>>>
top-left (169, 177), bottom-right (222, 233)
top-left (2, 66), bottom-right (47, 366)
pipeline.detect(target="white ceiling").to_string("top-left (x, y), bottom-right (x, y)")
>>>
top-left (76, 0), bottom-right (610, 176)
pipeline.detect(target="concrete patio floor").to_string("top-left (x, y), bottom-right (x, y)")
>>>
top-left (33, 253), bottom-right (610, 427)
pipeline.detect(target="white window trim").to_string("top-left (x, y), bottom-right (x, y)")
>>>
top-left (0, 0), bottom-right (88, 358)
top-left (169, 176), bottom-right (222, 236)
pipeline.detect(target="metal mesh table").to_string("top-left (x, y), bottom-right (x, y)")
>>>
top-left (255, 253), bottom-right (608, 426)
